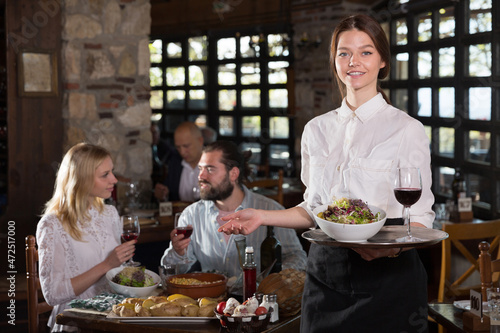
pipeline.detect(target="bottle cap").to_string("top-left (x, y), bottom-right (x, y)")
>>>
top-left (245, 246), bottom-right (254, 253)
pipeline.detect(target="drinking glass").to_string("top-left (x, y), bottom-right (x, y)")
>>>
top-left (174, 212), bottom-right (193, 239)
top-left (121, 215), bottom-right (140, 266)
top-left (394, 167), bottom-right (422, 242)
top-left (489, 287), bottom-right (500, 329)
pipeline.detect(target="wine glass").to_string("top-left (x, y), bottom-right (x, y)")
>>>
top-left (394, 167), bottom-right (422, 242)
top-left (174, 212), bottom-right (193, 239)
top-left (121, 215), bottom-right (141, 266)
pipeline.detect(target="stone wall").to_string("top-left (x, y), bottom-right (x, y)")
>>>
top-left (62, 0), bottom-right (152, 184)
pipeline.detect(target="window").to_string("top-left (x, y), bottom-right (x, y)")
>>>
top-left (386, 0), bottom-right (499, 219)
top-left (149, 27), bottom-right (294, 173)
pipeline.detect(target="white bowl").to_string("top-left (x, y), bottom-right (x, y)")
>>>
top-left (312, 203), bottom-right (386, 242)
top-left (106, 267), bottom-right (160, 297)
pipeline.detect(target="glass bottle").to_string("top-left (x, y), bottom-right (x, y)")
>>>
top-left (260, 226), bottom-right (282, 274)
top-left (452, 168), bottom-right (466, 205)
top-left (243, 246), bottom-right (257, 301)
top-left (262, 294), bottom-right (279, 323)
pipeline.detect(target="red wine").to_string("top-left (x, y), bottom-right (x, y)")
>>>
top-left (243, 266), bottom-right (256, 301)
top-left (121, 232), bottom-right (139, 241)
top-left (394, 188), bottom-right (422, 206)
top-left (176, 226), bottom-right (193, 238)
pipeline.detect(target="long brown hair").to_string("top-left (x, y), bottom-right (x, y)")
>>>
top-left (329, 14), bottom-right (391, 104)
top-left (43, 143), bottom-right (111, 241)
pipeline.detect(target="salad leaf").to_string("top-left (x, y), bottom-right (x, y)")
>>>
top-left (111, 266), bottom-right (155, 287)
top-left (318, 198), bottom-right (381, 225)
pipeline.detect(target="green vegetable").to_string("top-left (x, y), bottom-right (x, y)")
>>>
top-left (111, 266), bottom-right (155, 287)
top-left (318, 198), bottom-right (381, 225)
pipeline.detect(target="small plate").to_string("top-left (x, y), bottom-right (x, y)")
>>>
top-left (453, 300), bottom-right (489, 312)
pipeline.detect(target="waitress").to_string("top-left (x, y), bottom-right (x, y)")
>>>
top-left (218, 14), bottom-right (435, 332)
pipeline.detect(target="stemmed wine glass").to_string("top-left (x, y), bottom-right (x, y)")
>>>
top-left (121, 215), bottom-right (140, 266)
top-left (174, 212), bottom-right (193, 264)
top-left (394, 167), bottom-right (422, 242)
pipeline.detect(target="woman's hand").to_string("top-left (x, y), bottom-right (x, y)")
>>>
top-left (218, 208), bottom-right (263, 235)
top-left (105, 240), bottom-right (136, 268)
top-left (170, 228), bottom-right (191, 256)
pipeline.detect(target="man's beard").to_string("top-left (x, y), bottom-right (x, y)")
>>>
top-left (199, 174), bottom-right (234, 201)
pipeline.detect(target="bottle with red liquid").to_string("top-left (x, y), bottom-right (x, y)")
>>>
top-left (243, 246), bottom-right (257, 301)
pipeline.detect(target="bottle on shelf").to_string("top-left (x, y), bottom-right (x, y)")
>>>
top-left (451, 168), bottom-right (467, 205)
top-left (260, 226), bottom-right (282, 274)
top-left (243, 246), bottom-right (257, 301)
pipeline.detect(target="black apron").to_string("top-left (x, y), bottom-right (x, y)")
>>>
top-left (300, 219), bottom-right (429, 333)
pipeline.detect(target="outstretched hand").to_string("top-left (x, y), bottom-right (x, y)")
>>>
top-left (218, 208), bottom-right (263, 235)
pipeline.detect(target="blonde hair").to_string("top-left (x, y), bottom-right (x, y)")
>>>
top-left (43, 143), bottom-right (111, 241)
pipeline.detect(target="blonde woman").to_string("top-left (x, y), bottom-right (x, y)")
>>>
top-left (37, 143), bottom-right (136, 332)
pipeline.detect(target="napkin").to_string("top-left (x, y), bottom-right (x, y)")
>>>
top-left (68, 292), bottom-right (126, 312)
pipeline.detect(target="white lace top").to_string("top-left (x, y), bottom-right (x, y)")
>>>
top-left (36, 205), bottom-right (121, 332)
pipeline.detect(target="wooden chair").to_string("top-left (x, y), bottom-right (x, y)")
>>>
top-left (26, 235), bottom-right (52, 333)
top-left (244, 169), bottom-right (284, 206)
top-left (438, 220), bottom-right (500, 303)
top-left (479, 240), bottom-right (500, 300)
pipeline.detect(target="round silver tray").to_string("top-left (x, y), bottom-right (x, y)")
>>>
top-left (302, 225), bottom-right (448, 248)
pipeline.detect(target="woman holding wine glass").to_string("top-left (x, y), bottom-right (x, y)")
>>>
top-left (36, 143), bottom-right (137, 332)
top-left (219, 14), bottom-right (435, 332)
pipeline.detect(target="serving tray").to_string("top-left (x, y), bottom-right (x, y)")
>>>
top-left (302, 225), bottom-right (448, 248)
top-left (107, 311), bottom-right (217, 324)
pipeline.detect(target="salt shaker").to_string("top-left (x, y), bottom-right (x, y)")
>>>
top-left (263, 294), bottom-right (279, 323)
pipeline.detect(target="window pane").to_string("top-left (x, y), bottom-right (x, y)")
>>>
top-left (392, 89), bottom-right (408, 112)
top-left (240, 143), bottom-right (261, 164)
top-left (270, 117), bottom-right (289, 139)
top-left (150, 67), bottom-right (162, 87)
top-left (439, 127), bottom-right (454, 157)
top-left (269, 89), bottom-right (288, 108)
top-left (268, 61), bottom-right (288, 84)
top-left (268, 34), bottom-right (289, 57)
top-left (150, 90), bottom-right (163, 109)
top-left (219, 116), bottom-right (234, 136)
top-left (418, 51), bottom-right (432, 78)
top-left (417, 88), bottom-right (431, 117)
top-left (242, 89), bottom-right (260, 108)
top-left (468, 130), bottom-right (490, 163)
top-left (218, 37), bottom-right (236, 60)
top-left (439, 87), bottom-right (454, 118)
top-left (219, 89), bottom-right (236, 111)
top-left (218, 64), bottom-right (236, 85)
top-left (469, 44), bottom-right (491, 77)
top-left (241, 35), bottom-right (261, 58)
top-left (417, 12), bottom-right (432, 42)
top-left (438, 166), bottom-right (455, 196)
top-left (269, 144), bottom-right (289, 167)
top-left (241, 63), bottom-right (260, 85)
top-left (469, 0), bottom-right (492, 34)
top-left (166, 42), bottom-right (182, 59)
top-left (166, 67), bottom-right (185, 86)
top-left (395, 53), bottom-right (408, 80)
top-left (150, 39), bottom-right (162, 63)
top-left (424, 125), bottom-right (432, 144)
top-left (439, 47), bottom-right (455, 77)
top-left (470, 173), bottom-right (491, 205)
top-left (188, 36), bottom-right (207, 61)
top-left (166, 90), bottom-right (185, 109)
top-left (242, 116), bottom-right (261, 137)
top-left (469, 87), bottom-right (491, 120)
top-left (188, 90), bottom-right (206, 109)
top-left (192, 115), bottom-right (207, 128)
top-left (189, 65), bottom-right (207, 86)
top-left (439, 7), bottom-right (455, 38)
top-left (395, 18), bottom-right (407, 45)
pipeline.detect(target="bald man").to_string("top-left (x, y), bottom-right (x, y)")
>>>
top-left (154, 122), bottom-right (204, 202)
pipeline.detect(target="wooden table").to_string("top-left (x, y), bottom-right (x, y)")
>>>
top-left (428, 303), bottom-right (470, 333)
top-left (56, 310), bottom-right (301, 333)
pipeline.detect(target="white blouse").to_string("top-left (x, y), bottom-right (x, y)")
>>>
top-left (36, 205), bottom-right (121, 332)
top-left (298, 94), bottom-right (435, 228)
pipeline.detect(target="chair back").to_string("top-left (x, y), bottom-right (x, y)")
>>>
top-left (26, 235), bottom-right (53, 333)
top-left (244, 169), bottom-right (284, 206)
top-left (479, 240), bottom-right (500, 300)
top-left (438, 219), bottom-right (500, 302)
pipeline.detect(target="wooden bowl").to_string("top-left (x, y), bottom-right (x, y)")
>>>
top-left (166, 272), bottom-right (227, 299)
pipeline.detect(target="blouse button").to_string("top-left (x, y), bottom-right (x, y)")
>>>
top-left (337, 166), bottom-right (340, 171)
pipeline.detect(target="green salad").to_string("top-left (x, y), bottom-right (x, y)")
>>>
top-left (111, 266), bottom-right (155, 287)
top-left (318, 198), bottom-right (381, 225)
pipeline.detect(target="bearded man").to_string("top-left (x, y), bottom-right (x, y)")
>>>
top-left (161, 141), bottom-right (306, 282)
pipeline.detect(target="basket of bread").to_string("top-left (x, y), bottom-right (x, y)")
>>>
top-left (256, 268), bottom-right (306, 317)
top-left (111, 294), bottom-right (220, 318)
